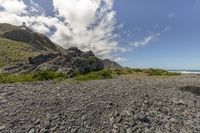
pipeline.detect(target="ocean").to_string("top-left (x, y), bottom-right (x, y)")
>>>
top-left (169, 70), bottom-right (200, 74)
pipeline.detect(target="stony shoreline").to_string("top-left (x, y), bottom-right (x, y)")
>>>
top-left (0, 75), bottom-right (200, 133)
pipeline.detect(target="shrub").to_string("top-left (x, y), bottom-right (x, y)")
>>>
top-left (74, 69), bottom-right (113, 81)
top-left (131, 68), bottom-right (143, 72)
top-left (0, 70), bottom-right (67, 83)
top-left (146, 68), bottom-right (180, 76)
top-left (32, 70), bottom-right (66, 81)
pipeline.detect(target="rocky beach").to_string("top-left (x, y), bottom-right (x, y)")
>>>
top-left (0, 74), bottom-right (200, 133)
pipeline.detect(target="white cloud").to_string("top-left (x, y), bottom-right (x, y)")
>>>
top-left (130, 26), bottom-right (171, 47)
top-left (0, 0), bottom-right (126, 61)
top-left (113, 57), bottom-right (127, 62)
top-left (132, 34), bottom-right (156, 47)
top-left (0, 0), bottom-right (27, 15)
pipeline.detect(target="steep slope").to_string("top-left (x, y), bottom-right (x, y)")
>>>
top-left (102, 59), bottom-right (122, 69)
top-left (0, 38), bottom-right (41, 67)
top-left (0, 23), bottom-right (64, 53)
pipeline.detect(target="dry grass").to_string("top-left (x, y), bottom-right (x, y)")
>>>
top-left (0, 38), bottom-right (39, 67)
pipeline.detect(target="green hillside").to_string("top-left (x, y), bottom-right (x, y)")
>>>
top-left (0, 23), bottom-right (65, 53)
top-left (0, 37), bottom-right (40, 67)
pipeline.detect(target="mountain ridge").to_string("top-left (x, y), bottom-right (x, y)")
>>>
top-left (0, 23), bottom-right (122, 75)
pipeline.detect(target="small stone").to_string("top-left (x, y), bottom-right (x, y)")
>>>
top-left (34, 119), bottom-right (40, 125)
top-left (145, 129), bottom-right (153, 133)
top-left (51, 126), bottom-right (57, 132)
top-left (116, 116), bottom-right (122, 123)
top-left (40, 128), bottom-right (49, 133)
top-left (109, 117), bottom-right (115, 125)
top-left (28, 128), bottom-right (35, 133)
top-left (112, 128), bottom-right (118, 133)
top-left (170, 118), bottom-right (179, 124)
top-left (177, 100), bottom-right (185, 105)
top-left (0, 125), bottom-right (6, 131)
top-left (114, 111), bottom-right (119, 117)
top-left (113, 124), bottom-right (119, 129)
top-left (121, 110), bottom-right (132, 116)
top-left (81, 115), bottom-right (87, 121)
top-left (44, 122), bottom-right (51, 129)
top-left (119, 126), bottom-right (126, 133)
top-left (126, 128), bottom-right (133, 133)
top-left (134, 113), bottom-right (150, 123)
top-left (71, 128), bottom-right (78, 133)
top-left (132, 125), bottom-right (139, 132)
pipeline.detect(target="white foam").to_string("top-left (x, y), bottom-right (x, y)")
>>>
top-left (169, 71), bottom-right (200, 74)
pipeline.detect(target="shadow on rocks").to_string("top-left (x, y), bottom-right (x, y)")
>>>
top-left (179, 86), bottom-right (200, 96)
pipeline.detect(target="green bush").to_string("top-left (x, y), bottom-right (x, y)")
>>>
top-left (0, 73), bottom-right (33, 83)
top-left (146, 68), bottom-right (180, 76)
top-left (32, 70), bottom-right (66, 81)
top-left (0, 70), bottom-right (67, 83)
top-left (74, 69), bottom-right (113, 81)
top-left (131, 68), bottom-right (143, 72)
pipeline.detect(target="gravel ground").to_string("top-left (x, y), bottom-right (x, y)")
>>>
top-left (0, 75), bottom-right (200, 133)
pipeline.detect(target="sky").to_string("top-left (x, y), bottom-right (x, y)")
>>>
top-left (0, 0), bottom-right (200, 70)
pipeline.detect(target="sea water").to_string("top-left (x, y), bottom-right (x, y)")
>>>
top-left (169, 70), bottom-right (200, 74)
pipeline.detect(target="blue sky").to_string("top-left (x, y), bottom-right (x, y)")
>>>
top-left (1, 0), bottom-right (200, 70)
top-left (113, 0), bottom-right (200, 69)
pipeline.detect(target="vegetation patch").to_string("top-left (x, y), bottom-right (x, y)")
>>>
top-left (0, 70), bottom-right (66, 83)
top-left (0, 37), bottom-right (39, 67)
top-left (74, 69), bottom-right (113, 81)
top-left (110, 68), bottom-right (180, 76)
top-left (145, 68), bottom-right (180, 76)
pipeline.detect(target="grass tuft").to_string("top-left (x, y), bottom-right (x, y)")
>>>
top-left (74, 69), bottom-right (113, 81)
top-left (0, 70), bottom-right (66, 83)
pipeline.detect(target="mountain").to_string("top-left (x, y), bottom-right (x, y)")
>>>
top-left (0, 23), bottom-right (64, 52)
top-left (0, 23), bottom-right (65, 66)
top-left (0, 23), bottom-right (123, 76)
top-left (102, 59), bottom-right (122, 69)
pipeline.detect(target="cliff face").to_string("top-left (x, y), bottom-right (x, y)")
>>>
top-left (2, 47), bottom-right (104, 77)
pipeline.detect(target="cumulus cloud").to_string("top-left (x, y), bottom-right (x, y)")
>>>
top-left (0, 0), bottom-right (126, 61)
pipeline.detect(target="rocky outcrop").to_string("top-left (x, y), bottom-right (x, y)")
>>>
top-left (2, 47), bottom-right (104, 77)
top-left (102, 59), bottom-right (122, 69)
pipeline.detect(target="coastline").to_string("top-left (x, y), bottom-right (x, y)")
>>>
top-left (169, 70), bottom-right (200, 74)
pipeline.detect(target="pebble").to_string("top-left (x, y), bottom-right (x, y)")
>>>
top-left (169, 118), bottom-right (179, 124)
top-left (71, 128), bottom-right (78, 133)
top-left (34, 119), bottom-right (40, 125)
top-left (28, 128), bottom-right (35, 133)
top-left (0, 76), bottom-right (200, 132)
top-left (0, 125), bottom-right (6, 131)
top-left (145, 129), bottom-right (153, 133)
top-left (126, 128), bottom-right (133, 133)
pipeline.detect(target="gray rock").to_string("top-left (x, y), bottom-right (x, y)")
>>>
top-left (81, 115), bottom-right (87, 121)
top-left (71, 128), bottom-right (78, 133)
top-left (145, 129), bottom-right (153, 133)
top-left (34, 119), bottom-right (40, 125)
top-left (169, 118), bottom-right (179, 124)
top-left (126, 128), bottom-right (133, 133)
top-left (0, 125), bottom-right (6, 131)
top-left (28, 128), bottom-right (35, 133)
top-left (134, 113), bottom-right (150, 123)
